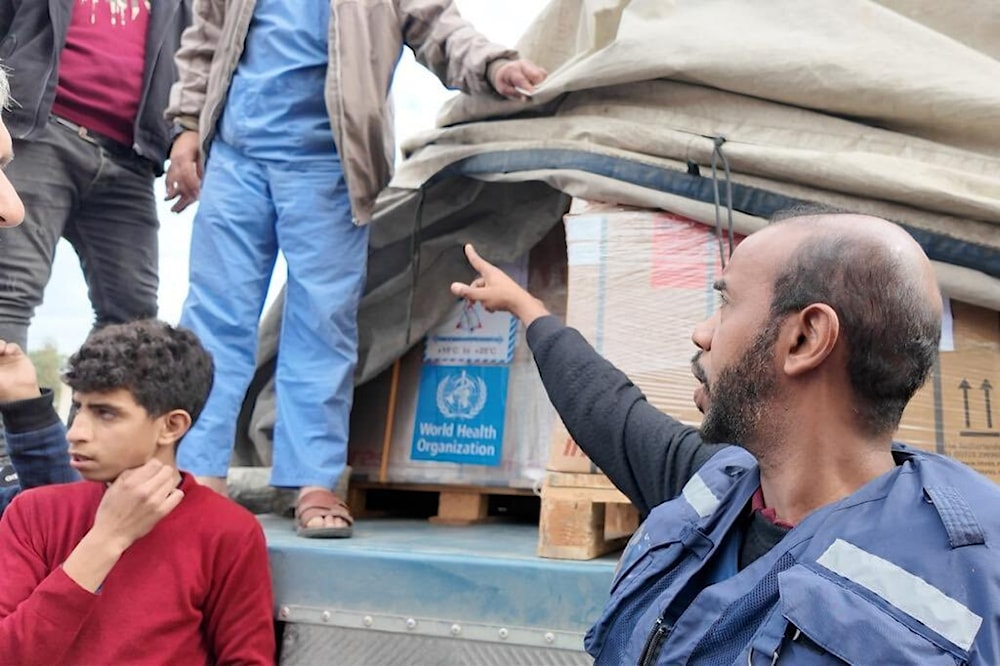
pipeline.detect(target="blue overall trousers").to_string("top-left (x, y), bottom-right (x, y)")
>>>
top-left (178, 0), bottom-right (368, 489)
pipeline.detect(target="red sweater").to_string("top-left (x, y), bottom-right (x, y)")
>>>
top-left (0, 473), bottom-right (275, 665)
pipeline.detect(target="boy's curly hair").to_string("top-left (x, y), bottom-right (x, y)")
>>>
top-left (62, 320), bottom-right (214, 424)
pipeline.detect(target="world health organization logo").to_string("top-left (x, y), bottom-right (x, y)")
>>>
top-left (436, 370), bottom-right (488, 419)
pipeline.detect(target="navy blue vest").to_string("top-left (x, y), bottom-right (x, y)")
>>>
top-left (587, 445), bottom-right (1000, 664)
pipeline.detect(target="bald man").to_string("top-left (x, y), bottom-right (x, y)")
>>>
top-left (452, 212), bottom-right (1000, 664)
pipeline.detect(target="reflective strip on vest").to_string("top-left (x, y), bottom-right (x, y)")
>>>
top-left (816, 539), bottom-right (982, 651)
top-left (681, 473), bottom-right (720, 518)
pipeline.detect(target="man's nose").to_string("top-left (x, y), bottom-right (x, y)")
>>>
top-left (691, 313), bottom-right (716, 351)
top-left (0, 171), bottom-right (25, 228)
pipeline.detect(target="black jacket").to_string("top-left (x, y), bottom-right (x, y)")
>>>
top-left (0, 0), bottom-right (192, 170)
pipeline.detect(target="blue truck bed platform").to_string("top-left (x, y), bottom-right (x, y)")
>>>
top-left (262, 516), bottom-right (616, 664)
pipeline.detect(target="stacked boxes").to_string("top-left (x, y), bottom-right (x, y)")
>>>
top-left (538, 202), bottom-right (728, 558)
top-left (548, 201), bottom-right (736, 473)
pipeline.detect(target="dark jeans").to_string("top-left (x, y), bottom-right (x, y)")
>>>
top-left (0, 117), bottom-right (160, 349)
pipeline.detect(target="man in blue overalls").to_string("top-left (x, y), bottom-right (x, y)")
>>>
top-left (452, 212), bottom-right (1000, 664)
top-left (164, 1), bottom-right (546, 537)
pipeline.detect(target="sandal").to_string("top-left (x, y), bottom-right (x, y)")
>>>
top-left (295, 489), bottom-right (354, 538)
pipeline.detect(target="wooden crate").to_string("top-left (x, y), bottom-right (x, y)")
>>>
top-left (347, 481), bottom-right (538, 526)
top-left (538, 472), bottom-right (639, 560)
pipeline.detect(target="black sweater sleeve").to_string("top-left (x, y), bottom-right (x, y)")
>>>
top-left (0, 389), bottom-right (60, 433)
top-left (527, 316), bottom-right (727, 516)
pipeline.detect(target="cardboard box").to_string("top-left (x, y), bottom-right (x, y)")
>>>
top-left (899, 300), bottom-right (1000, 481)
top-left (549, 202), bottom-right (739, 473)
top-left (349, 226), bottom-right (567, 487)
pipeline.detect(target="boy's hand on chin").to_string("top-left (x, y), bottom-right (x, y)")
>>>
top-left (64, 460), bottom-right (184, 592)
top-left (93, 460), bottom-right (184, 553)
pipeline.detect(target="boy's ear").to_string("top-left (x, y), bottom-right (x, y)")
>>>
top-left (158, 409), bottom-right (192, 448)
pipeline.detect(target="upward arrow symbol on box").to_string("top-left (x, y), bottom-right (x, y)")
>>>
top-left (959, 379), bottom-right (972, 428)
top-left (959, 379), bottom-right (997, 433)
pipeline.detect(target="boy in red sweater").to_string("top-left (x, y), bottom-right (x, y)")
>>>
top-left (0, 320), bottom-right (275, 664)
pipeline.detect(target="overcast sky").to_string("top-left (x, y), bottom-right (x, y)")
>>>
top-left (31, 1), bottom-right (544, 352)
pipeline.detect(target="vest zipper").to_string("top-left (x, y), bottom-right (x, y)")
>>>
top-left (639, 617), bottom-right (670, 666)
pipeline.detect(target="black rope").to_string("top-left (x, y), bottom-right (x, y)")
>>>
top-left (710, 135), bottom-right (736, 267)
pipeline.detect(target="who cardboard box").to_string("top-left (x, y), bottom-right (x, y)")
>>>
top-left (549, 202), bottom-right (738, 473)
top-left (548, 201), bottom-right (1000, 483)
top-left (349, 228), bottom-right (567, 487)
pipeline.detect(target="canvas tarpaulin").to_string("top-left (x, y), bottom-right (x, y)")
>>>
top-left (237, 0), bottom-right (999, 461)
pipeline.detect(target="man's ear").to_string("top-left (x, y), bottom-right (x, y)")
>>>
top-left (781, 303), bottom-right (840, 377)
top-left (157, 409), bottom-right (193, 448)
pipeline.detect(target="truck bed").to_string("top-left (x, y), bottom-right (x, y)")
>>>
top-left (262, 516), bottom-right (616, 664)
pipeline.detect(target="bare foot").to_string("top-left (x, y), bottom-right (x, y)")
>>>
top-left (196, 475), bottom-right (228, 495)
top-left (299, 485), bottom-right (350, 529)
top-left (0, 341), bottom-right (42, 402)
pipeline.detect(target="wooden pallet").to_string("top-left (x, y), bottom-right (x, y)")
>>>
top-left (347, 481), bottom-right (538, 526)
top-left (538, 472), bottom-right (639, 560)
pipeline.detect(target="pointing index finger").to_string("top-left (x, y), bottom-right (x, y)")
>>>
top-left (464, 243), bottom-right (494, 274)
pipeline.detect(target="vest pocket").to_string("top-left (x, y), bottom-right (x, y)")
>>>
top-left (586, 538), bottom-right (687, 661)
top-left (773, 565), bottom-right (969, 665)
top-left (608, 518), bottom-right (691, 595)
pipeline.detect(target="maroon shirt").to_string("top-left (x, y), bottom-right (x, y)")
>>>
top-left (51, 0), bottom-right (150, 148)
top-left (751, 487), bottom-right (796, 528)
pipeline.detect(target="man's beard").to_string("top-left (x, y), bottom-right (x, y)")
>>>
top-left (696, 322), bottom-right (781, 446)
